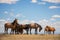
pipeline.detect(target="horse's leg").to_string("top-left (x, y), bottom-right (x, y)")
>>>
top-left (48, 31), bottom-right (50, 34)
top-left (53, 31), bottom-right (54, 34)
top-left (44, 30), bottom-right (45, 34)
top-left (21, 29), bottom-right (23, 34)
top-left (4, 27), bottom-right (7, 34)
top-left (4, 27), bottom-right (6, 34)
top-left (10, 29), bottom-right (12, 34)
top-left (20, 29), bottom-right (23, 34)
top-left (13, 30), bottom-right (15, 34)
top-left (35, 28), bottom-right (37, 34)
top-left (46, 31), bottom-right (48, 34)
top-left (11, 29), bottom-right (14, 34)
top-left (15, 29), bottom-right (16, 34)
top-left (5, 28), bottom-right (8, 34)
top-left (48, 31), bottom-right (51, 34)
top-left (11, 29), bottom-right (13, 34)
top-left (30, 28), bottom-right (31, 34)
top-left (26, 29), bottom-right (29, 34)
top-left (45, 31), bottom-right (47, 34)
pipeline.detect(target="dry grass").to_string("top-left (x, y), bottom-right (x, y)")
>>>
top-left (0, 34), bottom-right (60, 40)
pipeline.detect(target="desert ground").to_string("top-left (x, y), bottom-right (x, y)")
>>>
top-left (0, 34), bottom-right (60, 40)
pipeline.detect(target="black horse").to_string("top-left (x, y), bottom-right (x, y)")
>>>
top-left (15, 24), bottom-right (29, 34)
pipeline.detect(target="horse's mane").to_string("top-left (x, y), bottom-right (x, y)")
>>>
top-left (11, 19), bottom-right (18, 25)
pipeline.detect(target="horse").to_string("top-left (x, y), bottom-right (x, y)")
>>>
top-left (29, 23), bottom-right (42, 34)
top-left (15, 24), bottom-right (29, 34)
top-left (4, 19), bottom-right (18, 34)
top-left (44, 26), bottom-right (55, 34)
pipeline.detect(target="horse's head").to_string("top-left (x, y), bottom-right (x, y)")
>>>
top-left (14, 18), bottom-right (18, 23)
top-left (12, 18), bottom-right (18, 25)
top-left (38, 25), bottom-right (42, 32)
top-left (46, 26), bottom-right (51, 28)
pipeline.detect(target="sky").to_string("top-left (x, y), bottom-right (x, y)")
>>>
top-left (0, 0), bottom-right (60, 34)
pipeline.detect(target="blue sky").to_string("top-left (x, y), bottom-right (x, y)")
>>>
top-left (0, 0), bottom-right (60, 34)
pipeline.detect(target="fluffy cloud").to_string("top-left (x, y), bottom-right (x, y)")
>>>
top-left (4, 11), bottom-right (8, 14)
top-left (16, 14), bottom-right (21, 18)
top-left (10, 12), bottom-right (14, 16)
top-left (31, 0), bottom-right (46, 5)
top-left (38, 2), bottom-right (46, 5)
top-left (31, 0), bottom-right (37, 3)
top-left (38, 19), bottom-right (49, 27)
top-left (42, 0), bottom-right (60, 3)
top-left (0, 19), bottom-right (5, 22)
top-left (19, 20), bottom-right (30, 24)
top-left (49, 6), bottom-right (60, 9)
top-left (30, 20), bottom-right (36, 23)
top-left (50, 15), bottom-right (60, 21)
top-left (0, 19), bottom-right (6, 33)
top-left (0, 0), bottom-right (19, 4)
top-left (15, 14), bottom-right (25, 18)
top-left (52, 21), bottom-right (60, 27)
top-left (52, 15), bottom-right (60, 18)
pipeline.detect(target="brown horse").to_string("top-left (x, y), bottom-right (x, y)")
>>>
top-left (15, 24), bottom-right (29, 34)
top-left (29, 23), bottom-right (42, 34)
top-left (44, 26), bottom-right (55, 34)
top-left (4, 19), bottom-right (18, 34)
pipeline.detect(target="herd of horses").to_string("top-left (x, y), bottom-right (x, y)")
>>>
top-left (4, 19), bottom-right (55, 34)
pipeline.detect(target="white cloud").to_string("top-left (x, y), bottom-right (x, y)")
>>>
top-left (10, 12), bottom-right (14, 16)
top-left (52, 21), bottom-right (60, 27)
top-left (52, 15), bottom-right (60, 18)
top-left (50, 18), bottom-right (55, 21)
top-left (49, 6), bottom-right (60, 9)
top-left (42, 0), bottom-right (60, 3)
top-left (18, 20), bottom-right (36, 24)
top-left (16, 14), bottom-right (21, 17)
top-left (31, 0), bottom-right (46, 5)
top-left (38, 2), bottom-right (46, 5)
top-left (15, 14), bottom-right (25, 18)
top-left (38, 19), bottom-right (49, 26)
top-left (31, 0), bottom-right (37, 3)
top-left (30, 20), bottom-right (36, 23)
top-left (0, 19), bottom-right (6, 33)
top-left (19, 20), bottom-right (30, 24)
top-left (4, 11), bottom-right (8, 14)
top-left (0, 0), bottom-right (19, 4)
top-left (50, 15), bottom-right (60, 21)
top-left (0, 19), bottom-right (6, 22)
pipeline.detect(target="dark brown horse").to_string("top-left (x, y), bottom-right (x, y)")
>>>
top-left (15, 24), bottom-right (29, 34)
top-left (29, 23), bottom-right (42, 34)
top-left (44, 26), bottom-right (55, 34)
top-left (4, 19), bottom-right (18, 34)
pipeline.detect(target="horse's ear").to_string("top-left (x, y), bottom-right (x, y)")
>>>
top-left (15, 18), bottom-right (17, 20)
top-left (46, 26), bottom-right (48, 27)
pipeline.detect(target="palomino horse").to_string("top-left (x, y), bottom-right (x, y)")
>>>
top-left (44, 26), bottom-right (55, 34)
top-left (15, 24), bottom-right (29, 34)
top-left (29, 23), bottom-right (42, 34)
top-left (4, 19), bottom-right (18, 34)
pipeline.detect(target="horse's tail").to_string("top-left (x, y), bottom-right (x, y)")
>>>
top-left (4, 23), bottom-right (7, 33)
top-left (4, 24), bottom-right (6, 30)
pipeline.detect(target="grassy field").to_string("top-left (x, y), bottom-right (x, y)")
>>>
top-left (0, 34), bottom-right (60, 40)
